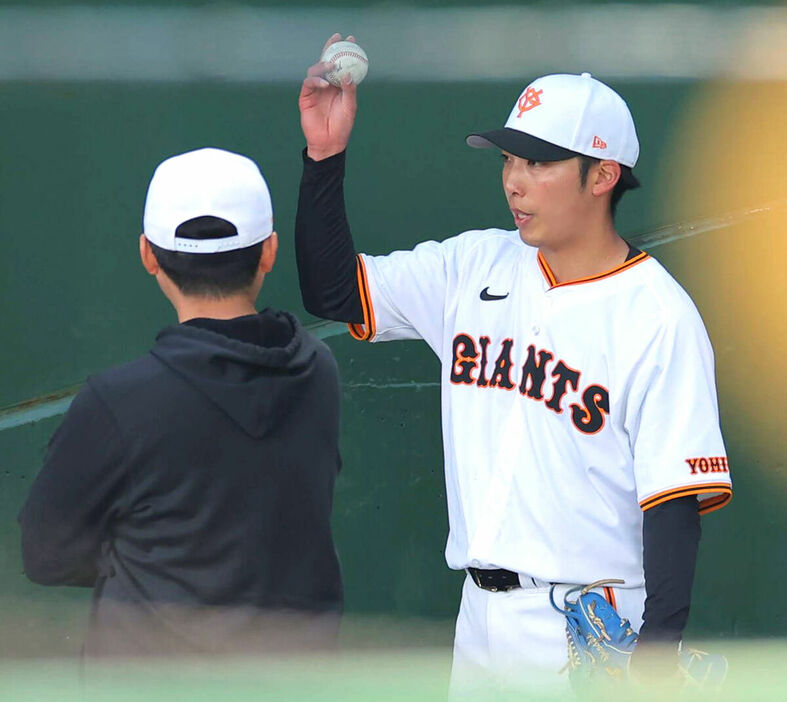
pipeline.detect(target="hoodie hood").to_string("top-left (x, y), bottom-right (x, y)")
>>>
top-left (151, 310), bottom-right (316, 438)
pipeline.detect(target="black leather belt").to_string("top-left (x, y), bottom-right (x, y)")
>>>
top-left (467, 567), bottom-right (521, 592)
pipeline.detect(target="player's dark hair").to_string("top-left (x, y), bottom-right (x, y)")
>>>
top-left (149, 216), bottom-right (263, 298)
top-left (577, 156), bottom-right (632, 217)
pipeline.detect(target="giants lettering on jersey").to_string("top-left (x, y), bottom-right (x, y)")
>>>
top-left (450, 333), bottom-right (609, 435)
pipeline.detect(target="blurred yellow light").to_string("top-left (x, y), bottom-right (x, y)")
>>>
top-left (662, 81), bottom-right (786, 484)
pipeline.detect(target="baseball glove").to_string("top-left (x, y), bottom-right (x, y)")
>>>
top-left (550, 580), bottom-right (729, 694)
top-left (549, 579), bottom-right (638, 689)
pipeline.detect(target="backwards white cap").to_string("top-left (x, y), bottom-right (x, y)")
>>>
top-left (143, 147), bottom-right (274, 253)
top-left (467, 73), bottom-right (640, 186)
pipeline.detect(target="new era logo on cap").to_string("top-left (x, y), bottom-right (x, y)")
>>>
top-left (592, 136), bottom-right (608, 150)
top-left (143, 147), bottom-right (274, 254)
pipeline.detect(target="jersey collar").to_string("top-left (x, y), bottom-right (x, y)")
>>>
top-left (537, 250), bottom-right (650, 290)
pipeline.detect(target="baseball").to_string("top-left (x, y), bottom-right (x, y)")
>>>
top-left (320, 40), bottom-right (368, 87)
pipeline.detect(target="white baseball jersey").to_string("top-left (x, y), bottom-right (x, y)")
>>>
top-left (349, 228), bottom-right (732, 587)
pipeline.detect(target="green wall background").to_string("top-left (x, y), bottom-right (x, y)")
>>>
top-left (0, 73), bottom-right (784, 652)
top-left (4, 1), bottom-right (781, 7)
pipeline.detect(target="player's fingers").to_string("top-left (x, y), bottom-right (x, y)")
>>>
top-left (346, 35), bottom-right (356, 43)
top-left (321, 33), bottom-right (341, 54)
top-left (340, 74), bottom-right (358, 99)
top-left (301, 76), bottom-right (331, 94)
top-left (307, 61), bottom-right (334, 78)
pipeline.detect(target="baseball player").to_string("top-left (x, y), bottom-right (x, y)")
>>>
top-left (296, 35), bottom-right (732, 690)
top-left (19, 148), bottom-right (343, 657)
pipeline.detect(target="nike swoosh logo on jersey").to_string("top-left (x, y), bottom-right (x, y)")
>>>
top-left (480, 287), bottom-right (509, 301)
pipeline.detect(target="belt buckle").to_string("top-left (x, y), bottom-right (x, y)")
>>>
top-left (469, 568), bottom-right (506, 592)
top-left (469, 568), bottom-right (493, 592)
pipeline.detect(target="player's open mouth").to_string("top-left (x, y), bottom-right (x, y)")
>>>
top-left (511, 209), bottom-right (533, 227)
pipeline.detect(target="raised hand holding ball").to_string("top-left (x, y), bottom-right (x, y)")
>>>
top-left (300, 34), bottom-right (364, 161)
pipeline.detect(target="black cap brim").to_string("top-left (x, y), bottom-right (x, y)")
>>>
top-left (467, 127), bottom-right (640, 189)
top-left (466, 128), bottom-right (579, 162)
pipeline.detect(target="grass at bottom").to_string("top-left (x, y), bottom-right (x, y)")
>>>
top-left (0, 640), bottom-right (784, 702)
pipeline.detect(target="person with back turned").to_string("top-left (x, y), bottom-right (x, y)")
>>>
top-left (19, 147), bottom-right (343, 657)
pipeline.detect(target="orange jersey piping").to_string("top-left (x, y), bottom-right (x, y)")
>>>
top-left (640, 483), bottom-right (732, 514)
top-left (347, 255), bottom-right (376, 342)
top-left (696, 492), bottom-right (732, 516)
top-left (537, 253), bottom-right (558, 287)
top-left (537, 250), bottom-right (650, 290)
top-left (603, 586), bottom-right (618, 611)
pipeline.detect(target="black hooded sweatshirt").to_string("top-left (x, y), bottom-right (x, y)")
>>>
top-left (18, 309), bottom-right (343, 656)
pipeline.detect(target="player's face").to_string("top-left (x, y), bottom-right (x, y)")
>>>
top-left (501, 151), bottom-right (594, 249)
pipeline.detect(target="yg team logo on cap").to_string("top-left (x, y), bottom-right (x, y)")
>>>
top-left (517, 87), bottom-right (543, 117)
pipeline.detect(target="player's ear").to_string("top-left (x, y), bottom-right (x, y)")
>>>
top-left (139, 234), bottom-right (160, 275)
top-left (592, 161), bottom-right (621, 197)
top-left (259, 231), bottom-right (278, 274)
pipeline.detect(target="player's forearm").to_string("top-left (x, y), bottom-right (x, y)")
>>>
top-left (638, 495), bottom-right (701, 644)
top-left (295, 149), bottom-right (364, 324)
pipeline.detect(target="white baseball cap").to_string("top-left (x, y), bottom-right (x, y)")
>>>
top-left (467, 73), bottom-right (640, 187)
top-left (143, 147), bottom-right (274, 253)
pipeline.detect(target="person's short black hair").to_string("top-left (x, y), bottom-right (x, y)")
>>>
top-left (577, 156), bottom-right (634, 217)
top-left (149, 216), bottom-right (263, 298)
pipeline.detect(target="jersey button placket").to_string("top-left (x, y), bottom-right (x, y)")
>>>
top-left (533, 285), bottom-right (553, 337)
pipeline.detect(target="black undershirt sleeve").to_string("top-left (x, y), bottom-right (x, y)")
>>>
top-left (638, 495), bottom-right (701, 646)
top-left (295, 149), bottom-right (364, 324)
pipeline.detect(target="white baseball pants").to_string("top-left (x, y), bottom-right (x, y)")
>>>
top-left (449, 573), bottom-right (646, 697)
